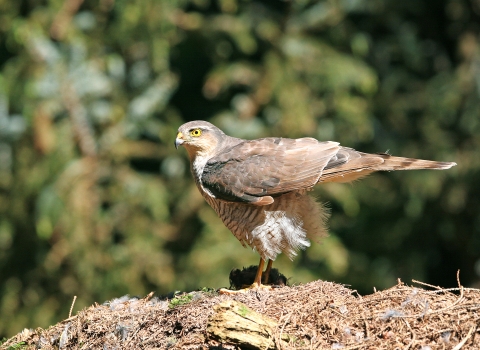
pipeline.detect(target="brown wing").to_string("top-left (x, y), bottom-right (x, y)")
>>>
top-left (201, 137), bottom-right (340, 204)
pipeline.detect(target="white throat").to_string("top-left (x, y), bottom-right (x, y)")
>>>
top-left (192, 156), bottom-right (209, 181)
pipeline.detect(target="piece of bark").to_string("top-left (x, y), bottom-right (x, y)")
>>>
top-left (207, 300), bottom-right (282, 350)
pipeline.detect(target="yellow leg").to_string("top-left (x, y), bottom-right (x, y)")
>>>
top-left (253, 257), bottom-right (265, 287)
top-left (219, 257), bottom-right (272, 294)
top-left (262, 259), bottom-right (273, 284)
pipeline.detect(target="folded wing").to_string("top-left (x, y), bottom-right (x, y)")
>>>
top-left (202, 137), bottom-right (340, 204)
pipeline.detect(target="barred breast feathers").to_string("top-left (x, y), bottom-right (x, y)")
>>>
top-left (211, 191), bottom-right (329, 261)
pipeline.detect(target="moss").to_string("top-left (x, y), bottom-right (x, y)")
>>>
top-left (237, 304), bottom-right (251, 317)
top-left (168, 293), bottom-right (194, 308)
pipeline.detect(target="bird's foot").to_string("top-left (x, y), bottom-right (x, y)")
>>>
top-left (218, 282), bottom-right (272, 295)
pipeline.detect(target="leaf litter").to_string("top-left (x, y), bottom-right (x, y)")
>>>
top-left (2, 275), bottom-right (480, 349)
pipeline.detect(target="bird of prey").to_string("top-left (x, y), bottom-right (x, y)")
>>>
top-left (175, 120), bottom-right (456, 292)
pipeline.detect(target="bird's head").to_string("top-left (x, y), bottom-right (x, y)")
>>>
top-left (175, 120), bottom-right (226, 159)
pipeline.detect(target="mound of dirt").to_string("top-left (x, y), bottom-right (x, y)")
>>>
top-left (2, 278), bottom-right (479, 349)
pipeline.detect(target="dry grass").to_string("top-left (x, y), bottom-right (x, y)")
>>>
top-left (2, 275), bottom-right (480, 349)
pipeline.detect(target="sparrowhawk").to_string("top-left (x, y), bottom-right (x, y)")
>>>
top-left (175, 120), bottom-right (456, 292)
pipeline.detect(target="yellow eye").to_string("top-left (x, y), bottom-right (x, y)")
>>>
top-left (190, 128), bottom-right (202, 137)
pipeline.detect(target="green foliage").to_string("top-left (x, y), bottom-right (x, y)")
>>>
top-left (8, 342), bottom-right (26, 350)
top-left (168, 289), bottom-right (214, 308)
top-left (0, 0), bottom-right (479, 339)
top-left (0, 338), bottom-right (26, 350)
top-left (168, 292), bottom-right (194, 309)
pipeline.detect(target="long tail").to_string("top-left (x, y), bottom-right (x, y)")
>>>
top-left (372, 152), bottom-right (456, 171)
top-left (319, 148), bottom-right (456, 183)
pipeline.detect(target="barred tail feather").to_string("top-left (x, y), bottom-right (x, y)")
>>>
top-left (319, 151), bottom-right (456, 184)
top-left (373, 153), bottom-right (457, 171)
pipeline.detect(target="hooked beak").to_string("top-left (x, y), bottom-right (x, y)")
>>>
top-left (175, 132), bottom-right (185, 149)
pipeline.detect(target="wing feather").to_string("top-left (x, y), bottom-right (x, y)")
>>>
top-left (201, 137), bottom-right (340, 203)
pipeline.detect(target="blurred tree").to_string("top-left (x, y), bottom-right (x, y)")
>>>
top-left (0, 0), bottom-right (479, 338)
